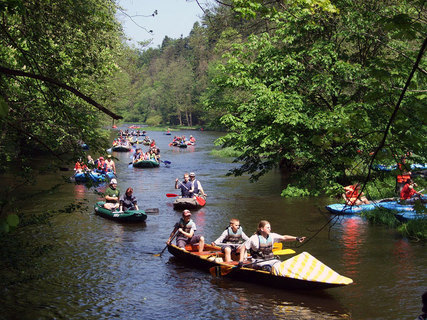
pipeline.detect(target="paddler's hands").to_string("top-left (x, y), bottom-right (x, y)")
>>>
top-left (296, 236), bottom-right (306, 243)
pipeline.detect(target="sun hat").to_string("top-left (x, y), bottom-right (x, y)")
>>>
top-left (99, 157), bottom-right (104, 160)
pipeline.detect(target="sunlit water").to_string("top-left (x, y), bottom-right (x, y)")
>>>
top-left (0, 129), bottom-right (425, 319)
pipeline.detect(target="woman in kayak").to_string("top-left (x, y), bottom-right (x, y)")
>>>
top-left (238, 220), bottom-right (305, 272)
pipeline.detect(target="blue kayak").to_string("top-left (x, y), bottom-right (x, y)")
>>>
top-left (325, 201), bottom-right (416, 215)
top-left (394, 211), bottom-right (427, 222)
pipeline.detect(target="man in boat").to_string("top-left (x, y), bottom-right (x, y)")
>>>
top-left (95, 157), bottom-right (107, 174)
top-left (238, 220), bottom-right (305, 272)
top-left (342, 183), bottom-right (370, 206)
top-left (175, 173), bottom-right (192, 198)
top-left (167, 210), bottom-right (205, 253)
top-left (211, 218), bottom-right (249, 263)
top-left (400, 179), bottom-right (424, 201)
top-left (103, 178), bottom-right (120, 211)
top-left (119, 187), bottom-right (139, 212)
top-left (105, 155), bottom-right (116, 175)
top-left (189, 172), bottom-right (207, 198)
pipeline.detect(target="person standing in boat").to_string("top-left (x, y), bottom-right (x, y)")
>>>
top-left (189, 172), bottom-right (207, 198)
top-left (119, 187), bottom-right (139, 212)
top-left (342, 183), bottom-right (370, 206)
top-left (167, 210), bottom-right (205, 253)
top-left (175, 173), bottom-right (192, 198)
top-left (238, 220), bottom-right (305, 272)
top-left (103, 178), bottom-right (120, 211)
top-left (212, 218), bottom-right (249, 263)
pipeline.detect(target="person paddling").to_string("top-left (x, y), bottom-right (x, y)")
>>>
top-left (238, 220), bottom-right (305, 272)
top-left (400, 179), bottom-right (424, 201)
top-left (175, 173), bottom-right (192, 198)
top-left (167, 210), bottom-right (205, 253)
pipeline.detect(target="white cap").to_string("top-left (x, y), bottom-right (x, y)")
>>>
top-left (110, 178), bottom-right (118, 184)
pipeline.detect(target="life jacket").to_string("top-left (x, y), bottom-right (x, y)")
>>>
top-left (75, 162), bottom-right (82, 170)
top-left (180, 180), bottom-right (192, 198)
top-left (344, 185), bottom-right (359, 204)
top-left (191, 179), bottom-right (200, 195)
top-left (250, 235), bottom-right (275, 260)
top-left (97, 160), bottom-right (106, 170)
top-left (397, 174), bottom-right (411, 184)
top-left (400, 183), bottom-right (416, 200)
top-left (223, 227), bottom-right (243, 244)
top-left (177, 218), bottom-right (194, 235)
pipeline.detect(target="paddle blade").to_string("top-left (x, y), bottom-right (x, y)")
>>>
top-left (273, 242), bottom-right (282, 250)
top-left (273, 249), bottom-right (296, 255)
top-left (209, 265), bottom-right (233, 277)
top-left (196, 196), bottom-right (206, 206)
top-left (145, 208), bottom-right (159, 215)
top-left (166, 193), bottom-right (179, 198)
top-left (163, 160), bottom-right (171, 164)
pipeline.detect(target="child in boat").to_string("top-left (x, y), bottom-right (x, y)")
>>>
top-left (119, 187), bottom-right (139, 212)
top-left (167, 210), bottom-right (205, 253)
top-left (238, 220), bottom-right (305, 272)
top-left (342, 183), bottom-right (370, 206)
top-left (211, 218), bottom-right (249, 263)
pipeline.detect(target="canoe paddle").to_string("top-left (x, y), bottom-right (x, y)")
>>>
top-left (154, 231), bottom-right (177, 257)
top-left (209, 257), bottom-right (279, 277)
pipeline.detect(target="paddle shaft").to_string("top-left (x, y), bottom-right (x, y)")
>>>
top-left (155, 231), bottom-right (178, 257)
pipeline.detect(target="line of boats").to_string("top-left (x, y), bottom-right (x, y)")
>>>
top-left (325, 196), bottom-right (426, 221)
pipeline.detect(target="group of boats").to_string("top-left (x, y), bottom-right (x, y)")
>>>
top-left (76, 128), bottom-right (358, 292)
top-left (325, 196), bottom-right (426, 221)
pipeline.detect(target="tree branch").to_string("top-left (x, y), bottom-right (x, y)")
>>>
top-left (0, 66), bottom-right (123, 120)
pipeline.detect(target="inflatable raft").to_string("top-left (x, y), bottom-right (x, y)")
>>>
top-left (93, 201), bottom-right (147, 222)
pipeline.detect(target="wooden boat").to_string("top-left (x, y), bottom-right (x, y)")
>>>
top-left (133, 159), bottom-right (160, 168)
top-left (173, 196), bottom-right (206, 210)
top-left (112, 144), bottom-right (132, 152)
top-left (167, 243), bottom-right (353, 290)
top-left (93, 201), bottom-right (147, 222)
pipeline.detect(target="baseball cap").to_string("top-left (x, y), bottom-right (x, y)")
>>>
top-left (189, 172), bottom-right (195, 177)
top-left (110, 178), bottom-right (118, 184)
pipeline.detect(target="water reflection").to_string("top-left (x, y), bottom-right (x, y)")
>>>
top-left (340, 216), bottom-right (366, 280)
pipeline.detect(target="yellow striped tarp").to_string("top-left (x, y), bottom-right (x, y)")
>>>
top-left (271, 252), bottom-right (353, 285)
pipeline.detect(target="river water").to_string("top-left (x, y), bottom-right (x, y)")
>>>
top-left (0, 129), bottom-right (425, 320)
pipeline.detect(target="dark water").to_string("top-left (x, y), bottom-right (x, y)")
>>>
top-left (0, 129), bottom-right (425, 320)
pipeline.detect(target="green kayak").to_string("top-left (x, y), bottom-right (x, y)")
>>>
top-left (94, 201), bottom-right (147, 222)
top-left (133, 159), bottom-right (160, 168)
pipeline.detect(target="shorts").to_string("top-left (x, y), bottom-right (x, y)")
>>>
top-left (176, 235), bottom-right (202, 248)
top-left (104, 202), bottom-right (119, 210)
top-left (221, 244), bottom-right (239, 254)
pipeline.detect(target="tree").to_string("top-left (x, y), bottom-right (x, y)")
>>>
top-left (206, 0), bottom-right (426, 196)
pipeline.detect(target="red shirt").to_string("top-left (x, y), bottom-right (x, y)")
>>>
top-left (400, 183), bottom-right (416, 200)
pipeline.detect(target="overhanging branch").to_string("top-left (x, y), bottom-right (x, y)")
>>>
top-left (0, 65), bottom-right (123, 120)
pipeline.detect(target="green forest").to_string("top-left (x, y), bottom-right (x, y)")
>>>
top-left (0, 0), bottom-right (426, 208)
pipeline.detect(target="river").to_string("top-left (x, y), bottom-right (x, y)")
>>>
top-left (0, 128), bottom-right (425, 320)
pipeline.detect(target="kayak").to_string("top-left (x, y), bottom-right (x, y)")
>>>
top-left (173, 196), bottom-right (206, 210)
top-left (93, 201), bottom-right (147, 222)
top-left (411, 163), bottom-right (427, 170)
top-left (74, 171), bottom-right (115, 183)
top-left (133, 159), bottom-right (160, 168)
top-left (372, 164), bottom-right (397, 171)
top-left (325, 201), bottom-right (416, 215)
top-left (167, 243), bottom-right (353, 290)
top-left (394, 211), bottom-right (427, 222)
top-left (112, 145), bottom-right (132, 152)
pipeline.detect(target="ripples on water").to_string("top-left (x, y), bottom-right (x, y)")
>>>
top-left (0, 129), bottom-right (425, 319)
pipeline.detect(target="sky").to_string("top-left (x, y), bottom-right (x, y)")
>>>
top-left (116, 0), bottom-right (214, 48)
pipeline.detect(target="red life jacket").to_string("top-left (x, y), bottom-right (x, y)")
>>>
top-left (397, 174), bottom-right (411, 184)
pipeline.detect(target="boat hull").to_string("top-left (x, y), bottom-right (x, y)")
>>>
top-left (173, 197), bottom-right (205, 210)
top-left (93, 201), bottom-right (147, 222)
top-left (112, 145), bottom-right (132, 152)
top-left (167, 244), bottom-right (352, 290)
top-left (133, 159), bottom-right (160, 168)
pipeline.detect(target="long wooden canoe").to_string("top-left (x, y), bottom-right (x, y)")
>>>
top-left (167, 243), bottom-right (352, 290)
